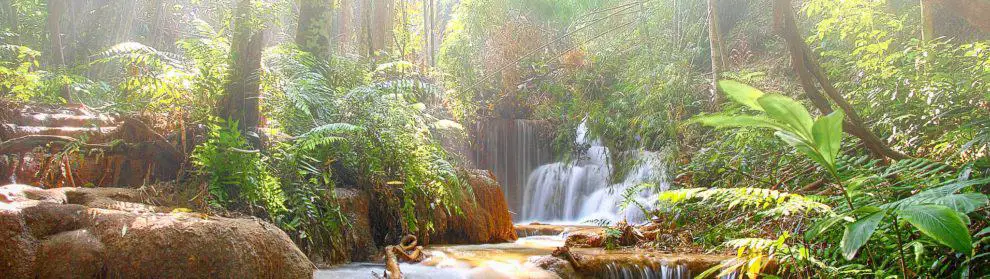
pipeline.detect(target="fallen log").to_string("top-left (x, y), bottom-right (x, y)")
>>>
top-left (383, 235), bottom-right (425, 279)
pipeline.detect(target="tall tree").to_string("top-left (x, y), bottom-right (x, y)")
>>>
top-left (296, 0), bottom-right (333, 58)
top-left (46, 0), bottom-right (71, 102)
top-left (929, 0), bottom-right (990, 33)
top-left (423, 0), bottom-right (436, 66)
top-left (220, 0), bottom-right (265, 145)
top-left (1, 0), bottom-right (18, 43)
top-left (773, 0), bottom-right (908, 160)
top-left (706, 0), bottom-right (725, 110)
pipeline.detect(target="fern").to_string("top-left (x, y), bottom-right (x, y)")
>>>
top-left (658, 187), bottom-right (832, 217)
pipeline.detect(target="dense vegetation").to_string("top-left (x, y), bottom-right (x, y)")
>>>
top-left (1, 0), bottom-right (988, 277)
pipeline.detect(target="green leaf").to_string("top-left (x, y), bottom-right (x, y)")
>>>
top-left (718, 80), bottom-right (766, 111)
top-left (806, 214), bottom-right (845, 240)
top-left (841, 206), bottom-right (885, 260)
top-left (898, 204), bottom-right (973, 255)
top-left (689, 114), bottom-right (787, 131)
top-left (812, 110), bottom-right (844, 167)
top-left (776, 131), bottom-right (831, 173)
top-left (758, 94), bottom-right (815, 139)
top-left (930, 193), bottom-right (988, 214)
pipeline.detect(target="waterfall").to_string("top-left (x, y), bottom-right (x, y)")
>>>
top-left (598, 262), bottom-right (690, 279)
top-left (473, 119), bottom-right (668, 224)
top-left (472, 119), bottom-right (553, 216)
top-left (518, 120), bottom-right (669, 223)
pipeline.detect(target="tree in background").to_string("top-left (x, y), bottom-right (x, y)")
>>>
top-left (296, 0), bottom-right (333, 58)
top-left (220, 0), bottom-right (265, 144)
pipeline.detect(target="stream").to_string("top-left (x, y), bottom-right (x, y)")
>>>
top-left (315, 234), bottom-right (702, 279)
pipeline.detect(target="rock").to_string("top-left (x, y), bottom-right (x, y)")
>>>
top-left (365, 169), bottom-right (517, 247)
top-left (35, 229), bottom-right (105, 278)
top-left (529, 255), bottom-right (577, 278)
top-left (433, 169), bottom-right (517, 244)
top-left (515, 224), bottom-right (602, 238)
top-left (335, 187), bottom-right (378, 263)
top-left (0, 184), bottom-right (314, 278)
top-left (565, 231), bottom-right (604, 248)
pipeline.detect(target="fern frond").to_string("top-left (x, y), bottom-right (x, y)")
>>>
top-left (659, 187), bottom-right (832, 217)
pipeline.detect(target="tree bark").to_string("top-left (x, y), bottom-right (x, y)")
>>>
top-left (773, 0), bottom-right (909, 160)
top-left (706, 0), bottom-right (725, 110)
top-left (928, 0), bottom-right (990, 33)
top-left (1, 0), bottom-right (18, 43)
top-left (220, 0), bottom-right (264, 145)
top-left (920, 0), bottom-right (936, 41)
top-left (296, 0), bottom-right (334, 58)
top-left (46, 0), bottom-right (71, 103)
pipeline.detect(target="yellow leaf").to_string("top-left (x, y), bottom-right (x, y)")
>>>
top-left (747, 255), bottom-right (763, 279)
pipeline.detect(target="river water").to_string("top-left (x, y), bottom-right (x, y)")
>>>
top-left (315, 234), bottom-right (702, 279)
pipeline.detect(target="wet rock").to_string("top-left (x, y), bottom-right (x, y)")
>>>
top-left (0, 184), bottom-right (314, 278)
top-left (565, 231), bottom-right (605, 248)
top-left (529, 255), bottom-right (578, 278)
top-left (429, 170), bottom-right (518, 244)
top-left (335, 187), bottom-right (378, 263)
top-left (515, 223), bottom-right (603, 237)
top-left (434, 169), bottom-right (518, 244)
top-left (367, 169), bottom-right (517, 247)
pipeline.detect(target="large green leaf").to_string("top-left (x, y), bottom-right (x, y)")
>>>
top-left (690, 114), bottom-right (787, 131)
top-left (776, 131), bottom-right (832, 173)
top-left (812, 110), bottom-right (844, 167)
top-left (930, 193), bottom-right (989, 214)
top-left (898, 204), bottom-right (973, 255)
top-left (841, 206), bottom-right (885, 260)
top-left (884, 178), bottom-right (990, 211)
top-left (718, 80), bottom-right (766, 111)
top-left (758, 94), bottom-right (815, 139)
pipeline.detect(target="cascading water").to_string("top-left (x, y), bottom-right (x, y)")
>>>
top-left (599, 262), bottom-right (690, 279)
top-left (519, 120), bottom-right (669, 223)
top-left (472, 119), bottom-right (554, 214)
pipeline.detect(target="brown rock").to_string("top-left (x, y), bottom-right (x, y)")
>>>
top-left (335, 187), bottom-right (378, 263)
top-left (0, 184), bottom-right (314, 278)
top-left (36, 229), bottom-right (105, 278)
top-left (434, 169), bottom-right (518, 244)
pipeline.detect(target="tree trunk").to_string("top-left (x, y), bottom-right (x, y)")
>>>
top-left (929, 0), bottom-right (990, 33)
top-left (1, 0), bottom-right (18, 43)
top-left (706, 0), bottom-right (725, 110)
top-left (365, 0), bottom-right (393, 59)
top-left (220, 0), bottom-right (264, 146)
top-left (423, 0), bottom-right (435, 66)
top-left (773, 0), bottom-right (909, 160)
top-left (920, 0), bottom-right (936, 41)
top-left (147, 0), bottom-right (173, 51)
top-left (113, 0), bottom-right (137, 44)
top-left (46, 0), bottom-right (71, 102)
top-left (296, 0), bottom-right (333, 58)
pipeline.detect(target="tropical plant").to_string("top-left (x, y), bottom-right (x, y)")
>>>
top-left (687, 80), bottom-right (990, 277)
top-left (191, 119), bottom-right (285, 215)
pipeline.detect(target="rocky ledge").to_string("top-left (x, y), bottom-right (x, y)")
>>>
top-left (0, 184), bottom-right (314, 278)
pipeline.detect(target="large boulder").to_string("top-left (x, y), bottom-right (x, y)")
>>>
top-left (437, 169), bottom-right (517, 243)
top-left (0, 184), bottom-right (314, 278)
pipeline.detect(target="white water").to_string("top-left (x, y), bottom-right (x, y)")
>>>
top-left (518, 121), bottom-right (669, 223)
top-left (315, 235), bottom-right (698, 279)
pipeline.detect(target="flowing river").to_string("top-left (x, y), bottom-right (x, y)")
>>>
top-left (316, 234), bottom-right (705, 279)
